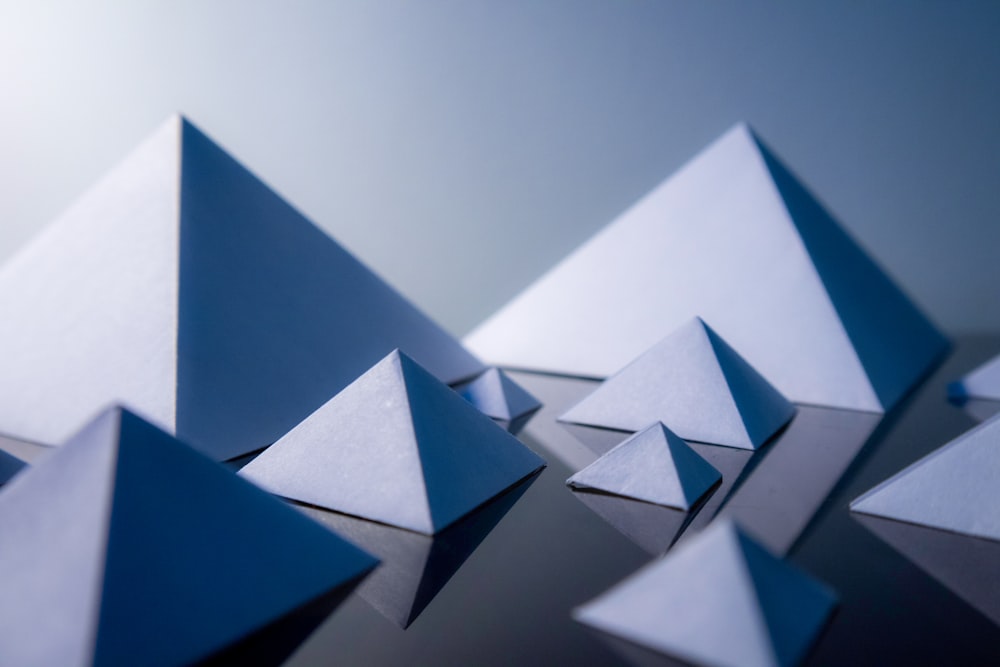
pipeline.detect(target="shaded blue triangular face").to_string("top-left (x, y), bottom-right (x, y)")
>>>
top-left (567, 423), bottom-right (720, 510)
top-left (851, 414), bottom-right (1000, 541)
top-left (242, 350), bottom-right (545, 535)
top-left (574, 520), bottom-right (836, 667)
top-left (560, 318), bottom-right (795, 450)
top-left (0, 449), bottom-right (25, 485)
top-left (93, 409), bottom-right (377, 667)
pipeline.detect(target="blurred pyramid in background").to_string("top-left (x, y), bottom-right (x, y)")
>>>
top-left (560, 318), bottom-right (795, 450)
top-left (0, 406), bottom-right (377, 667)
top-left (949, 352), bottom-right (1000, 402)
top-left (466, 123), bottom-right (948, 413)
top-left (457, 367), bottom-right (542, 433)
top-left (241, 350), bottom-right (545, 535)
top-left (0, 115), bottom-right (483, 461)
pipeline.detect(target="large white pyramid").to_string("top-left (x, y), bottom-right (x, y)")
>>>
top-left (240, 350), bottom-right (546, 535)
top-left (465, 124), bottom-right (948, 413)
top-left (0, 406), bottom-right (378, 667)
top-left (0, 115), bottom-right (483, 460)
top-left (559, 318), bottom-right (796, 449)
top-left (851, 413), bottom-right (1000, 541)
top-left (573, 519), bottom-right (837, 667)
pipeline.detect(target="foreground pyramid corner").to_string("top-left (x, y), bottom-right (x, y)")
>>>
top-left (0, 113), bottom-right (483, 462)
top-left (559, 317), bottom-right (796, 450)
top-left (573, 519), bottom-right (837, 667)
top-left (0, 404), bottom-right (378, 667)
top-left (465, 123), bottom-right (948, 414)
top-left (240, 349), bottom-right (546, 535)
top-left (566, 422), bottom-right (721, 511)
top-left (850, 413), bottom-right (1000, 542)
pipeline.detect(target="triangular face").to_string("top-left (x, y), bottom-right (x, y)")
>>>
top-left (241, 350), bottom-right (545, 535)
top-left (465, 124), bottom-right (947, 413)
top-left (850, 414), bottom-right (1000, 541)
top-left (0, 115), bottom-right (483, 461)
top-left (559, 318), bottom-right (796, 450)
top-left (458, 367), bottom-right (542, 427)
top-left (0, 407), bottom-right (378, 667)
top-left (949, 352), bottom-right (1000, 401)
top-left (0, 449), bottom-right (25, 485)
top-left (573, 520), bottom-right (836, 667)
top-left (567, 423), bottom-right (721, 510)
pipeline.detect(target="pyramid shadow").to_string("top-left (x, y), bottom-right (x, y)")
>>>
top-left (854, 513), bottom-right (1000, 626)
top-left (949, 397), bottom-right (1000, 424)
top-left (294, 472), bottom-right (539, 629)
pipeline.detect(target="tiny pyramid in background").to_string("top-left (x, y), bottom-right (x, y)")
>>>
top-left (948, 352), bottom-right (1000, 402)
top-left (0, 114), bottom-right (483, 461)
top-left (0, 449), bottom-right (25, 486)
top-left (560, 318), bottom-right (796, 450)
top-left (850, 412), bottom-right (1000, 541)
top-left (458, 367), bottom-right (542, 431)
top-left (567, 422), bottom-right (721, 511)
top-left (465, 122), bottom-right (948, 414)
top-left (240, 350), bottom-right (546, 535)
top-left (0, 406), bottom-right (378, 667)
top-left (574, 519), bottom-right (837, 667)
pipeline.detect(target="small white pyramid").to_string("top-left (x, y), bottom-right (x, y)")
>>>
top-left (567, 422), bottom-right (720, 510)
top-left (240, 350), bottom-right (545, 535)
top-left (465, 123), bottom-right (948, 413)
top-left (458, 367), bottom-right (542, 427)
top-left (574, 519), bottom-right (837, 667)
top-left (560, 318), bottom-right (796, 450)
top-left (851, 413), bottom-right (1000, 541)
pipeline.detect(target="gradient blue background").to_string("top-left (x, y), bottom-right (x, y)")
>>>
top-left (2, 1), bottom-right (998, 335)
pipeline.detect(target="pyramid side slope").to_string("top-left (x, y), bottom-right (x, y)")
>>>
top-left (240, 352), bottom-right (435, 534)
top-left (0, 409), bottom-right (123, 667)
top-left (951, 352), bottom-right (1000, 401)
top-left (401, 353), bottom-right (545, 532)
top-left (465, 124), bottom-right (875, 412)
top-left (0, 118), bottom-right (182, 447)
top-left (755, 135), bottom-right (949, 412)
top-left (850, 415), bottom-right (1000, 540)
top-left (94, 409), bottom-right (376, 667)
top-left (174, 121), bottom-right (483, 460)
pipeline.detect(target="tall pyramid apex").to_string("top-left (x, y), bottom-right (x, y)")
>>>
top-left (0, 116), bottom-right (483, 461)
top-left (851, 413), bottom-right (1000, 541)
top-left (574, 519), bottom-right (837, 667)
top-left (465, 125), bottom-right (947, 413)
top-left (240, 349), bottom-right (545, 535)
top-left (559, 318), bottom-right (796, 449)
top-left (0, 405), bottom-right (377, 667)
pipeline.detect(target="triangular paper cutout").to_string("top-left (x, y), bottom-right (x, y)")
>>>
top-left (240, 350), bottom-right (546, 535)
top-left (567, 423), bottom-right (720, 510)
top-left (573, 520), bottom-right (836, 667)
top-left (0, 449), bottom-right (25, 486)
top-left (949, 352), bottom-right (1000, 402)
top-left (458, 367), bottom-right (542, 430)
top-left (0, 115), bottom-right (483, 460)
top-left (0, 406), bottom-right (377, 667)
top-left (465, 123), bottom-right (947, 413)
top-left (560, 318), bottom-right (796, 449)
top-left (851, 414), bottom-right (1000, 541)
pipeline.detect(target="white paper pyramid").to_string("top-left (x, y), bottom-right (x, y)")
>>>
top-left (0, 115), bottom-right (483, 461)
top-left (851, 413), bottom-right (1000, 541)
top-left (240, 349), bottom-right (546, 535)
top-left (567, 422), bottom-right (720, 510)
top-left (560, 318), bottom-right (796, 450)
top-left (949, 352), bottom-right (1000, 402)
top-left (0, 406), bottom-right (378, 667)
top-left (458, 367), bottom-right (542, 424)
top-left (574, 519), bottom-right (837, 667)
top-left (465, 123), bottom-right (948, 413)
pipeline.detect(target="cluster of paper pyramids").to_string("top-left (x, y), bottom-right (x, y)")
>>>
top-left (0, 114), bottom-right (956, 666)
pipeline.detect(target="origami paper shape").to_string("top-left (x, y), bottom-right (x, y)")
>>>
top-left (457, 367), bottom-right (542, 433)
top-left (297, 473), bottom-right (536, 628)
top-left (465, 123), bottom-right (948, 413)
top-left (0, 115), bottom-right (483, 461)
top-left (0, 406), bottom-right (378, 667)
top-left (949, 352), bottom-right (1000, 402)
top-left (567, 423), bottom-right (721, 510)
top-left (851, 413), bottom-right (1000, 541)
top-left (0, 448), bottom-right (25, 486)
top-left (241, 350), bottom-right (546, 535)
top-left (560, 318), bottom-right (796, 449)
top-left (574, 520), bottom-right (837, 667)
